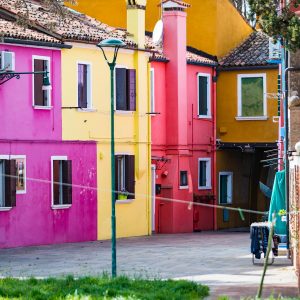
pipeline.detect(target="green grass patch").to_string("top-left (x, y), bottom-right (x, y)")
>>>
top-left (0, 275), bottom-right (209, 300)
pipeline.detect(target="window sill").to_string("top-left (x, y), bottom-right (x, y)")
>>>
top-left (115, 110), bottom-right (135, 115)
top-left (219, 202), bottom-right (233, 206)
top-left (235, 116), bottom-right (268, 121)
top-left (16, 190), bottom-right (26, 195)
top-left (77, 108), bottom-right (97, 112)
top-left (198, 186), bottom-right (212, 190)
top-left (179, 186), bottom-right (189, 190)
top-left (198, 115), bottom-right (212, 119)
top-left (51, 204), bottom-right (72, 210)
top-left (0, 207), bottom-right (12, 212)
top-left (33, 105), bottom-right (53, 110)
top-left (116, 199), bottom-right (134, 204)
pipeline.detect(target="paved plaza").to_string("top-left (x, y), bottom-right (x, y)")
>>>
top-left (0, 232), bottom-right (298, 299)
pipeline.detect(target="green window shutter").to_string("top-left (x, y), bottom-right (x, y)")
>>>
top-left (220, 175), bottom-right (228, 204)
top-left (241, 77), bottom-right (264, 117)
top-left (198, 76), bottom-right (208, 115)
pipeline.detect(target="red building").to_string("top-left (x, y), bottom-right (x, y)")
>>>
top-left (149, 0), bottom-right (217, 233)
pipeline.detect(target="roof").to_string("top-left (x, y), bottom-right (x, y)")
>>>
top-left (145, 35), bottom-right (217, 66)
top-left (160, 0), bottom-right (191, 8)
top-left (0, 18), bottom-right (62, 44)
top-left (219, 31), bottom-right (277, 68)
top-left (0, 0), bottom-right (136, 47)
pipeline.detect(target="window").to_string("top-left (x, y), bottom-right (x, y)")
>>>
top-left (219, 172), bottom-right (233, 204)
top-left (115, 67), bottom-right (136, 111)
top-left (198, 158), bottom-right (211, 189)
top-left (238, 74), bottom-right (266, 118)
top-left (51, 157), bottom-right (72, 207)
top-left (33, 56), bottom-right (51, 107)
top-left (197, 73), bottom-right (211, 117)
top-left (0, 159), bottom-right (16, 209)
top-left (78, 63), bottom-right (91, 109)
top-left (150, 68), bottom-right (155, 114)
top-left (115, 155), bottom-right (135, 200)
top-left (11, 156), bottom-right (26, 194)
top-left (180, 171), bottom-right (188, 187)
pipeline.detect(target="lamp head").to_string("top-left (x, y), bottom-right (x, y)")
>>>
top-left (97, 38), bottom-right (126, 48)
top-left (42, 72), bottom-right (52, 91)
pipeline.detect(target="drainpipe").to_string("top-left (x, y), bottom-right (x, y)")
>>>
top-left (284, 66), bottom-right (300, 252)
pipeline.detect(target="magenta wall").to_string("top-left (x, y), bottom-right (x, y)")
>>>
top-left (0, 44), bottom-right (62, 140)
top-left (0, 141), bottom-right (97, 248)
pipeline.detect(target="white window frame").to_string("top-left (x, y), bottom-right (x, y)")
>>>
top-left (150, 68), bottom-right (155, 114)
top-left (51, 156), bottom-right (71, 209)
top-left (32, 55), bottom-right (52, 109)
top-left (179, 170), bottom-right (189, 189)
top-left (197, 73), bottom-right (211, 118)
top-left (10, 155), bottom-right (26, 195)
top-left (198, 158), bottom-right (212, 190)
top-left (219, 171), bottom-right (233, 205)
top-left (76, 61), bottom-right (93, 110)
top-left (237, 73), bottom-right (267, 120)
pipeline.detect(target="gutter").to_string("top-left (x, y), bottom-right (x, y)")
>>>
top-left (187, 61), bottom-right (218, 67)
top-left (219, 65), bottom-right (279, 71)
top-left (2, 38), bottom-right (72, 49)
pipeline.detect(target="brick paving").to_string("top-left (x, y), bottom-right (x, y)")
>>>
top-left (0, 232), bottom-right (298, 299)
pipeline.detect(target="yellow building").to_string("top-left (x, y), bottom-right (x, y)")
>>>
top-left (67, 0), bottom-right (253, 57)
top-left (60, 1), bottom-right (151, 239)
top-left (217, 31), bottom-right (279, 229)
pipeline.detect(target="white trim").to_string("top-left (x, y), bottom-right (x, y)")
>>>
top-left (0, 155), bottom-right (10, 160)
top-left (116, 199), bottom-right (134, 204)
top-left (10, 155), bottom-right (26, 195)
top-left (179, 186), bottom-right (189, 190)
top-left (198, 158), bottom-right (212, 190)
top-left (0, 207), bottom-right (12, 211)
top-left (235, 116), bottom-right (268, 121)
top-left (51, 156), bottom-right (69, 208)
top-left (150, 68), bottom-right (155, 114)
top-left (77, 108), bottom-right (97, 113)
top-left (32, 55), bottom-right (51, 107)
top-left (33, 106), bottom-right (53, 110)
top-left (179, 171), bottom-right (189, 189)
top-left (76, 61), bottom-right (93, 109)
top-left (197, 73), bottom-right (212, 118)
top-left (219, 172), bottom-right (233, 205)
top-left (237, 73), bottom-right (267, 118)
top-left (51, 204), bottom-right (72, 210)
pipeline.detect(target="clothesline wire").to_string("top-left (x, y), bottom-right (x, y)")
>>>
top-left (1, 173), bottom-right (296, 217)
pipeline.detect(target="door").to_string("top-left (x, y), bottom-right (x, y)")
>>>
top-left (151, 165), bottom-right (156, 232)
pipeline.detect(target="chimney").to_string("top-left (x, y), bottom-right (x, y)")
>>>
top-left (126, 0), bottom-right (147, 48)
top-left (162, 0), bottom-right (190, 148)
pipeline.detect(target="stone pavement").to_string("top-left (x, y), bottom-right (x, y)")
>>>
top-left (0, 232), bottom-right (298, 299)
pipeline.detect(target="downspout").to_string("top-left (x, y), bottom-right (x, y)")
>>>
top-left (213, 66), bottom-right (218, 231)
top-left (284, 66), bottom-right (300, 252)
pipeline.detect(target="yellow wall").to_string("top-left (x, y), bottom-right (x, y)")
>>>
top-left (217, 69), bottom-right (279, 143)
top-left (61, 45), bottom-right (151, 239)
top-left (67, 0), bottom-right (253, 57)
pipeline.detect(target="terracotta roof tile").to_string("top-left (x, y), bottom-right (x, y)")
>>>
top-left (220, 31), bottom-right (276, 67)
top-left (0, 18), bottom-right (61, 43)
top-left (0, 0), bottom-right (136, 46)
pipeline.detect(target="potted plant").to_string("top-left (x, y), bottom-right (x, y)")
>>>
top-left (118, 189), bottom-right (128, 200)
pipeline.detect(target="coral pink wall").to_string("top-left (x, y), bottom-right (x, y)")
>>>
top-left (0, 141), bottom-right (97, 248)
top-left (0, 44), bottom-right (62, 140)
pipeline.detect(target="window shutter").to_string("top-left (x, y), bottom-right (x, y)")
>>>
top-left (198, 76), bottom-right (208, 115)
top-left (5, 159), bottom-right (16, 207)
top-left (53, 160), bottom-right (60, 205)
top-left (34, 60), bottom-right (44, 106)
top-left (62, 160), bottom-right (72, 205)
top-left (116, 68), bottom-right (127, 110)
top-left (115, 156), bottom-right (119, 201)
top-left (127, 69), bottom-right (136, 111)
top-left (125, 155), bottom-right (135, 199)
top-left (220, 175), bottom-right (228, 204)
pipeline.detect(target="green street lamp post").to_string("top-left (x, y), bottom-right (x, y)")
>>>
top-left (97, 38), bottom-right (126, 278)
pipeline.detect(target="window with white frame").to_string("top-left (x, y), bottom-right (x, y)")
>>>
top-left (198, 158), bottom-right (211, 189)
top-left (150, 68), bottom-right (155, 114)
top-left (197, 73), bottom-right (211, 117)
top-left (115, 154), bottom-right (135, 200)
top-left (77, 63), bottom-right (92, 109)
top-left (237, 74), bottom-right (266, 118)
top-left (51, 157), bottom-right (72, 207)
top-left (0, 158), bottom-right (17, 209)
top-left (11, 155), bottom-right (26, 194)
top-left (219, 172), bottom-right (233, 204)
top-left (179, 171), bottom-right (188, 188)
top-left (33, 56), bottom-right (51, 107)
top-left (115, 67), bottom-right (136, 111)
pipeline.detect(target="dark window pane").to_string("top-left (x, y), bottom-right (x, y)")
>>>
top-left (78, 64), bottom-right (88, 108)
top-left (241, 77), bottom-right (264, 116)
top-left (5, 159), bottom-right (16, 207)
top-left (62, 160), bottom-right (72, 205)
top-left (198, 76), bottom-right (208, 115)
top-left (220, 175), bottom-right (228, 204)
top-left (34, 59), bottom-right (48, 106)
top-left (116, 68), bottom-right (127, 110)
top-left (199, 161), bottom-right (207, 187)
top-left (53, 160), bottom-right (61, 205)
top-left (180, 171), bottom-right (188, 186)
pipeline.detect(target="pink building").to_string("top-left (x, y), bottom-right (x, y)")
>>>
top-left (0, 19), bottom-right (97, 248)
top-left (149, 1), bottom-right (217, 233)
